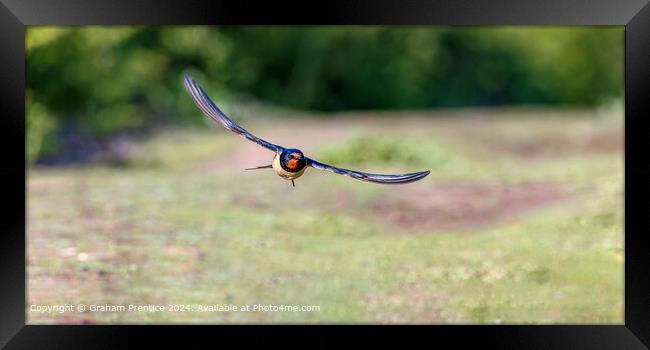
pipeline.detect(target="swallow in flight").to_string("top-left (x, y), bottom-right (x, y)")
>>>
top-left (183, 74), bottom-right (430, 187)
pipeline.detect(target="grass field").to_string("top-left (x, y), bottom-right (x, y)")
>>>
top-left (27, 108), bottom-right (623, 324)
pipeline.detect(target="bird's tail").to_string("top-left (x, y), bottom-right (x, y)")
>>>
top-left (245, 164), bottom-right (273, 170)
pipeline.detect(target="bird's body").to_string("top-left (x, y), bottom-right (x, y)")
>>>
top-left (272, 148), bottom-right (307, 180)
top-left (183, 74), bottom-right (430, 187)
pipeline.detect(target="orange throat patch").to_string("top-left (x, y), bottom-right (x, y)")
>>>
top-left (287, 159), bottom-right (299, 170)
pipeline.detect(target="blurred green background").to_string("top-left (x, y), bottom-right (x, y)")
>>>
top-left (27, 26), bottom-right (623, 324)
top-left (27, 26), bottom-right (622, 164)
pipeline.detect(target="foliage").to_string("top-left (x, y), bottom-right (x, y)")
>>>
top-left (26, 26), bottom-right (623, 163)
top-left (316, 134), bottom-right (449, 169)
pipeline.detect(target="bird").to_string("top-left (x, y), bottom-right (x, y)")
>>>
top-left (183, 74), bottom-right (430, 187)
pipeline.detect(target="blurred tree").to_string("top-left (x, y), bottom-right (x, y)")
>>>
top-left (26, 26), bottom-right (623, 163)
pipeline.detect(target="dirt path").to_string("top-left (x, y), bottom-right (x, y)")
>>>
top-left (370, 181), bottom-right (571, 232)
top-left (194, 119), bottom-right (359, 173)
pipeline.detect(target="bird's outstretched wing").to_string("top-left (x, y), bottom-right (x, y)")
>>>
top-left (183, 74), bottom-right (285, 153)
top-left (306, 157), bottom-right (430, 185)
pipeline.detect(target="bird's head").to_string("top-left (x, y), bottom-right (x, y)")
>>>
top-left (279, 148), bottom-right (306, 172)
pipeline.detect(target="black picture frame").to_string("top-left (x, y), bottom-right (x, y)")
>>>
top-left (2, 0), bottom-right (648, 348)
